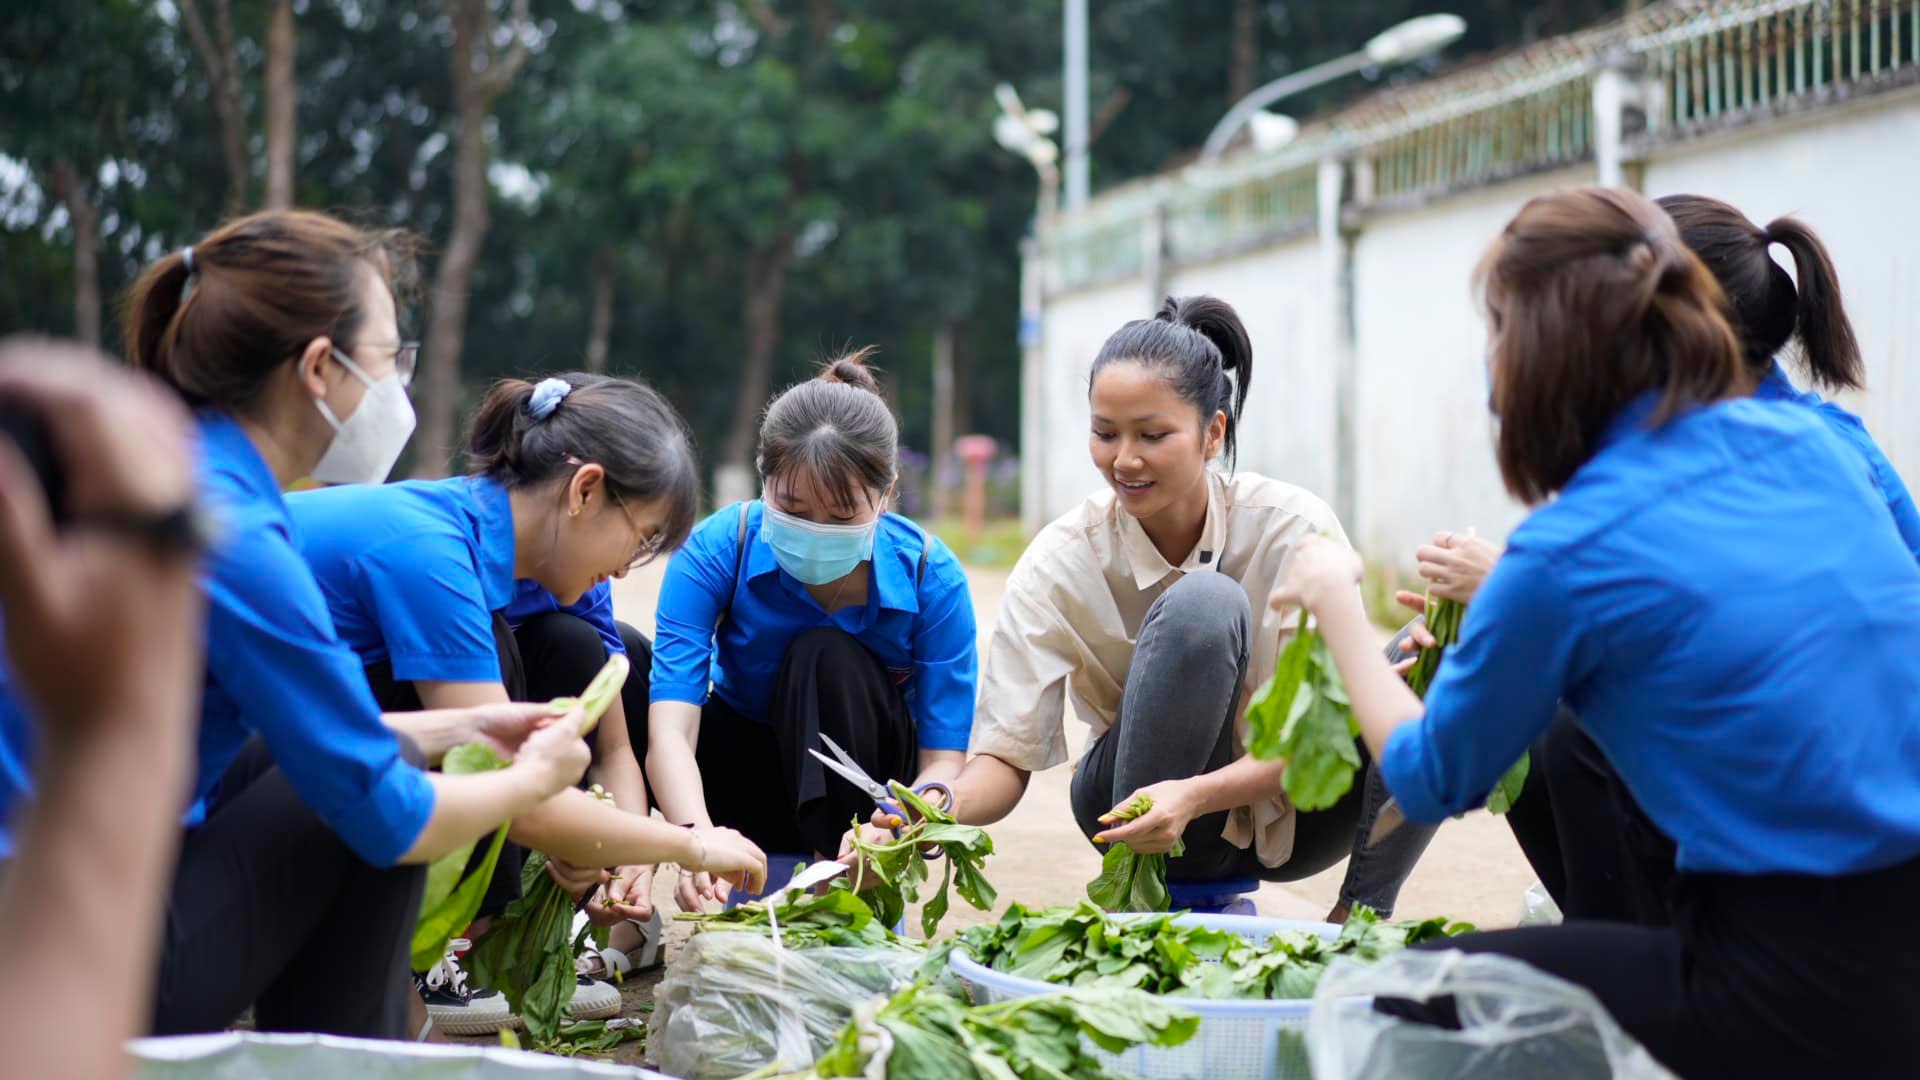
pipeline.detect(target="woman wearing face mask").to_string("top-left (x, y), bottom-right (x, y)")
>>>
top-left (646, 350), bottom-right (978, 911)
top-left (0, 211), bottom-right (596, 1040)
top-left (937, 296), bottom-right (1431, 921)
top-left (288, 372), bottom-right (768, 1031)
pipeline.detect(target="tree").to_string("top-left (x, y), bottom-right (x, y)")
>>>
top-left (177, 0), bottom-right (251, 211)
top-left (263, 0), bottom-right (297, 210)
top-left (414, 0), bottom-right (531, 476)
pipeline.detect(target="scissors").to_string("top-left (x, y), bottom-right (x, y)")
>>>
top-left (808, 733), bottom-right (955, 856)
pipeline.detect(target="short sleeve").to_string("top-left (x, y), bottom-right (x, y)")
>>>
top-left (1380, 547), bottom-right (1588, 823)
top-left (650, 509), bottom-right (739, 706)
top-left (206, 534), bottom-right (434, 867)
top-left (905, 540), bottom-right (977, 752)
top-left (359, 535), bottom-right (502, 684)
top-left (967, 554), bottom-right (1079, 772)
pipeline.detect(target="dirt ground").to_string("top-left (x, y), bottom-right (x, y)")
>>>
top-left (446, 559), bottom-right (1538, 1068)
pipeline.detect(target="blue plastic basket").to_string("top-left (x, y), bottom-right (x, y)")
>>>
top-left (948, 913), bottom-right (1339, 1080)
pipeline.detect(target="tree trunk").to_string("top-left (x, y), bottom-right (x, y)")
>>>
top-left (720, 233), bottom-right (795, 473)
top-left (930, 323), bottom-right (956, 518)
top-left (584, 247), bottom-right (616, 373)
top-left (49, 162), bottom-right (101, 346)
top-left (262, 0), bottom-right (296, 210)
top-left (1230, 0), bottom-right (1258, 105)
top-left (415, 0), bottom-right (530, 477)
top-left (951, 327), bottom-right (972, 443)
top-left (178, 0), bottom-right (250, 211)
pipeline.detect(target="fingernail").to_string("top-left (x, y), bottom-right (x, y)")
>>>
top-left (1092, 834), bottom-right (1107, 844)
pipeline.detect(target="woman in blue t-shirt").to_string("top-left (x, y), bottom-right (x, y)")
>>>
top-left (646, 351), bottom-right (978, 911)
top-left (0, 211), bottom-right (597, 1040)
top-left (1278, 188), bottom-right (1920, 1076)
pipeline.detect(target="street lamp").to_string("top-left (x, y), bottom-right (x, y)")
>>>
top-left (993, 82), bottom-right (1062, 538)
top-left (1199, 13), bottom-right (1466, 162)
top-left (994, 82), bottom-right (1062, 217)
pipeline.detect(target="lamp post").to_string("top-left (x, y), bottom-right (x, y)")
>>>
top-left (993, 83), bottom-right (1061, 537)
top-left (1199, 13), bottom-right (1465, 162)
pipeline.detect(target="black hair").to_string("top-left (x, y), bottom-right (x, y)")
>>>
top-left (1089, 294), bottom-right (1254, 470)
top-left (466, 372), bottom-right (700, 553)
top-left (1656, 193), bottom-right (1862, 392)
top-left (757, 347), bottom-right (897, 512)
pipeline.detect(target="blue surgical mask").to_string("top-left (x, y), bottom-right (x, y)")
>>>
top-left (761, 503), bottom-right (879, 585)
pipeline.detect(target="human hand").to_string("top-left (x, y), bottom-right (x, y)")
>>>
top-left (1415, 531), bottom-right (1501, 604)
top-left (1092, 780), bottom-right (1198, 856)
top-left (512, 712), bottom-right (592, 798)
top-left (598, 863), bottom-right (655, 922)
top-left (1269, 534), bottom-right (1365, 616)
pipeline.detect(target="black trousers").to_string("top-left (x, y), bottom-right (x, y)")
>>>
top-left (361, 611), bottom-right (653, 919)
top-left (696, 628), bottom-right (917, 857)
top-left (150, 735), bottom-right (427, 1038)
top-left (1392, 850), bottom-right (1920, 1078)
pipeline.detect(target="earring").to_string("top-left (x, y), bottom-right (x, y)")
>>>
top-left (569, 508), bottom-right (581, 518)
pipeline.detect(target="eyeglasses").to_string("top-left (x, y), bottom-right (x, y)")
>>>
top-left (610, 490), bottom-right (666, 570)
top-left (350, 340), bottom-right (420, 388)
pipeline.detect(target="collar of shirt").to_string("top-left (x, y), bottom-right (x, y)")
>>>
top-left (1116, 473), bottom-right (1227, 592)
top-left (741, 503), bottom-right (922, 615)
top-left (198, 408), bottom-right (283, 512)
top-left (1597, 390), bottom-right (1674, 452)
top-left (1753, 359), bottom-right (1812, 405)
top-left (465, 476), bottom-right (518, 612)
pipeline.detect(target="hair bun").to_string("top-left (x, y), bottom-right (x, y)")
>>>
top-left (818, 346), bottom-right (882, 395)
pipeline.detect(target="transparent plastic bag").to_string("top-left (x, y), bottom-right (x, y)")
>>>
top-left (1306, 950), bottom-right (1678, 1080)
top-left (645, 931), bottom-right (923, 1079)
top-left (1516, 880), bottom-right (1563, 927)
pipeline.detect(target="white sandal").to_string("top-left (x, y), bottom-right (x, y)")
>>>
top-left (575, 910), bottom-right (663, 981)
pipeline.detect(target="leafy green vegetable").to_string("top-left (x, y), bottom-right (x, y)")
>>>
top-left (951, 901), bottom-right (1471, 1002)
top-left (546, 652), bottom-right (629, 736)
top-left (411, 742), bottom-right (512, 972)
top-left (536, 1018), bottom-right (647, 1058)
top-left (805, 983), bottom-right (1198, 1080)
top-left (676, 878), bottom-right (917, 950)
top-left (1245, 610), bottom-right (1361, 810)
top-left (846, 782), bottom-right (996, 939)
top-left (467, 851), bottom-right (603, 1049)
top-left (1085, 792), bottom-right (1185, 912)
top-left (1402, 590), bottom-right (1529, 815)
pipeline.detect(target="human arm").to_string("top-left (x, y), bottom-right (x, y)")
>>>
top-left (1414, 529), bottom-right (1504, 604)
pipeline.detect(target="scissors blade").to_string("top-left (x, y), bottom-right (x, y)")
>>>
top-left (808, 747), bottom-right (890, 802)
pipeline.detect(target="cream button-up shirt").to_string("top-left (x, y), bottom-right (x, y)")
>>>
top-left (969, 469), bottom-right (1351, 868)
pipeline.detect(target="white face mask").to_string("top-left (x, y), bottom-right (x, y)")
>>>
top-left (310, 347), bottom-right (416, 485)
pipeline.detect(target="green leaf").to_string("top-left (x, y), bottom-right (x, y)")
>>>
top-left (1245, 609), bottom-right (1317, 760)
top-left (1486, 752), bottom-right (1530, 814)
top-left (410, 742), bottom-right (512, 972)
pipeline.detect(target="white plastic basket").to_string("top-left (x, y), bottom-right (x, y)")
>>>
top-left (948, 913), bottom-right (1339, 1080)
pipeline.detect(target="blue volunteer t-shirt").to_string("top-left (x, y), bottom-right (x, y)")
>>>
top-left (651, 502), bottom-right (977, 751)
top-left (286, 476), bottom-right (518, 683)
top-left (1381, 394), bottom-right (1920, 876)
top-left (1754, 359), bottom-right (1920, 563)
top-left (504, 579), bottom-right (626, 658)
top-left (0, 412), bottom-right (436, 866)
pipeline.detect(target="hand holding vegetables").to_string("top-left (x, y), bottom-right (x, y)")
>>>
top-left (1414, 529), bottom-right (1501, 604)
top-left (1087, 791), bottom-right (1187, 911)
top-left (1268, 533), bottom-right (1365, 614)
top-left (597, 863), bottom-right (655, 922)
top-left (1093, 781), bottom-right (1197, 856)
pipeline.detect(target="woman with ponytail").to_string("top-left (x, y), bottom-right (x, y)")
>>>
top-left (0, 211), bottom-right (598, 1040)
top-left (945, 296), bottom-right (1430, 920)
top-left (1275, 188), bottom-right (1920, 1075)
top-left (287, 372), bottom-right (766, 1030)
top-left (647, 349), bottom-right (979, 912)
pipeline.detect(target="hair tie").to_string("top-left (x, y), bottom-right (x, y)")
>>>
top-left (181, 246), bottom-right (196, 275)
top-left (527, 377), bottom-right (572, 422)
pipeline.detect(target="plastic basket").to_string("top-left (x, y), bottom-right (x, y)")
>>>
top-left (948, 913), bottom-right (1339, 1080)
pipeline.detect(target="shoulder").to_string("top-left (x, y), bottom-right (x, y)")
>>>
top-left (1220, 471), bottom-right (1343, 537)
top-left (685, 501), bottom-right (753, 554)
top-left (1002, 495), bottom-right (1110, 607)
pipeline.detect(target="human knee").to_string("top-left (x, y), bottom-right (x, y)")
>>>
top-left (1144, 573), bottom-right (1250, 656)
top-left (780, 626), bottom-right (868, 673)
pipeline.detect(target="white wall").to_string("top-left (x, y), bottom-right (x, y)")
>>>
top-left (1034, 278), bottom-right (1154, 526)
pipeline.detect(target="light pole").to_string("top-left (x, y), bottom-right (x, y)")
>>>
top-left (993, 83), bottom-right (1061, 536)
top-left (1199, 13), bottom-right (1466, 162)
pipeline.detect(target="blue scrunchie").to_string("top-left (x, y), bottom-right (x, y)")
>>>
top-left (527, 377), bottom-right (572, 422)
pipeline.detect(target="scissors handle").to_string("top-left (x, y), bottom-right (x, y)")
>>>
top-left (878, 782), bottom-right (956, 859)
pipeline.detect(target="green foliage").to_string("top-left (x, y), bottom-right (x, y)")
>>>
top-left (847, 782), bottom-right (996, 939)
top-left (411, 742), bottom-right (511, 972)
top-left (1085, 792), bottom-right (1184, 913)
top-left (675, 878), bottom-right (916, 950)
top-left (1245, 610), bottom-right (1361, 810)
top-left (466, 851), bottom-right (598, 1050)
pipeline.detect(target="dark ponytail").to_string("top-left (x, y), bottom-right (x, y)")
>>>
top-left (1089, 294), bottom-right (1254, 471)
top-left (758, 347), bottom-right (898, 513)
top-left (466, 371), bottom-right (700, 553)
top-left (1656, 194), bottom-right (1863, 392)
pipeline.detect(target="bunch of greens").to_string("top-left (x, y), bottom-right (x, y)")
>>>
top-left (466, 849), bottom-right (608, 1049)
top-left (949, 902), bottom-right (1471, 1002)
top-left (499, 1018), bottom-right (645, 1058)
top-left (1085, 793), bottom-right (1184, 912)
top-left (800, 984), bottom-right (1199, 1080)
top-left (410, 653), bottom-right (631, 973)
top-left (676, 879), bottom-right (915, 950)
top-left (1245, 610), bottom-right (1360, 810)
top-left (1401, 591), bottom-right (1529, 814)
top-left (846, 782), bottom-right (996, 938)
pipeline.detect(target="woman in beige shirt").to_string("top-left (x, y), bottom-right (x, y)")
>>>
top-left (943, 295), bottom-right (1434, 917)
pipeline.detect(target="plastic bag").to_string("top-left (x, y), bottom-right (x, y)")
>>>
top-left (1306, 949), bottom-right (1678, 1080)
top-left (646, 930), bottom-right (923, 1079)
top-left (1516, 880), bottom-right (1563, 927)
top-left (130, 1031), bottom-right (658, 1078)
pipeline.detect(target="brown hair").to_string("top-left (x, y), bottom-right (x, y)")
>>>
top-left (1655, 194), bottom-right (1861, 392)
top-left (122, 210), bottom-right (414, 411)
top-left (466, 372), bottom-right (700, 554)
top-left (1091, 294), bottom-right (1254, 471)
top-left (1475, 187), bottom-right (1747, 504)
top-left (756, 347), bottom-right (897, 512)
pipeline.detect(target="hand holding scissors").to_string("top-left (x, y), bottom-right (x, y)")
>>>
top-left (808, 733), bottom-right (954, 856)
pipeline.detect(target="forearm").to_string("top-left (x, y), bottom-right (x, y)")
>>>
top-left (912, 748), bottom-right (966, 789)
top-left (507, 786), bottom-right (701, 868)
top-left (1315, 592), bottom-right (1425, 761)
top-left (591, 698), bottom-right (649, 817)
top-left (0, 723), bottom-right (189, 1077)
top-left (399, 766), bottom-right (550, 864)
top-left (380, 708), bottom-right (475, 763)
top-left (1184, 752), bottom-right (1290, 817)
top-left (646, 702), bottom-right (713, 828)
top-left (945, 752), bottom-right (1032, 826)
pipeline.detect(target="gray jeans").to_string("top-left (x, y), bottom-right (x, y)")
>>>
top-left (1069, 573), bottom-right (1436, 915)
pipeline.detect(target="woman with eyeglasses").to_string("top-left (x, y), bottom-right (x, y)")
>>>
top-left (287, 372), bottom-right (767, 1033)
top-left (646, 351), bottom-right (979, 913)
top-left (0, 211), bottom-right (599, 1040)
